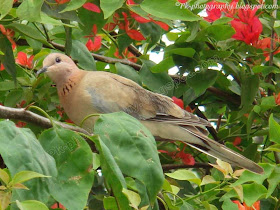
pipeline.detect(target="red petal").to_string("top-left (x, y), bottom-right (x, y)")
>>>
top-left (152, 20), bottom-right (169, 31)
top-left (172, 96), bottom-right (184, 109)
top-left (92, 36), bottom-right (102, 51)
top-left (177, 0), bottom-right (188, 3)
top-left (127, 0), bottom-right (136, 5)
top-left (16, 121), bottom-right (27, 128)
top-left (86, 39), bottom-right (95, 51)
top-left (126, 29), bottom-right (145, 41)
top-left (103, 23), bottom-right (117, 31)
top-left (204, 1), bottom-right (224, 22)
top-left (92, 24), bottom-right (98, 35)
top-left (54, 0), bottom-right (70, 4)
top-left (233, 137), bottom-right (242, 146)
top-left (27, 55), bottom-right (34, 69)
top-left (16, 52), bottom-right (28, 66)
top-left (122, 12), bottom-right (130, 31)
top-left (83, 3), bottom-right (101, 13)
top-left (0, 64), bottom-right (4, 71)
top-left (130, 11), bottom-right (151, 23)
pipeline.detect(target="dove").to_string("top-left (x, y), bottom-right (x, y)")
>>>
top-left (36, 53), bottom-right (263, 174)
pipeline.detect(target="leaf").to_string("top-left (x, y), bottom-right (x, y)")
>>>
top-left (0, 34), bottom-right (16, 81)
top-left (122, 188), bottom-right (141, 209)
top-left (139, 61), bottom-right (174, 96)
top-left (222, 199), bottom-right (239, 210)
top-left (232, 185), bottom-right (243, 202)
top-left (139, 22), bottom-right (162, 50)
top-left (94, 112), bottom-right (164, 205)
top-left (165, 48), bottom-right (196, 58)
top-left (90, 135), bottom-right (131, 210)
top-left (100, 0), bottom-right (125, 19)
top-left (196, 25), bottom-right (235, 41)
top-left (140, 0), bottom-right (201, 21)
top-left (200, 175), bottom-right (218, 186)
top-left (0, 121), bottom-right (57, 203)
top-left (0, 0), bottom-right (13, 20)
top-left (16, 0), bottom-right (44, 22)
top-left (71, 40), bottom-right (96, 71)
top-left (0, 169), bottom-right (10, 185)
top-left (42, 3), bottom-right (79, 22)
top-left (7, 23), bottom-right (49, 46)
top-left (115, 62), bottom-right (141, 85)
top-left (16, 200), bottom-right (48, 210)
top-left (10, 171), bottom-right (50, 186)
top-left (186, 70), bottom-right (218, 96)
top-left (39, 128), bottom-right (95, 210)
top-left (12, 183), bottom-right (29, 190)
top-left (264, 144), bottom-right (280, 152)
top-left (4, 89), bottom-right (23, 107)
top-left (267, 165), bottom-right (280, 198)
top-left (252, 66), bottom-right (280, 77)
top-left (241, 74), bottom-right (259, 108)
top-left (165, 169), bottom-right (201, 185)
top-left (269, 114), bottom-right (280, 144)
top-left (232, 163), bottom-right (274, 187)
top-left (103, 196), bottom-right (119, 210)
top-left (151, 57), bottom-right (175, 73)
top-left (243, 183), bottom-right (267, 206)
top-left (60, 0), bottom-right (87, 13)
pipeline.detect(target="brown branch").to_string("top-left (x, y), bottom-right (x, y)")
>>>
top-left (0, 105), bottom-right (90, 135)
top-left (162, 163), bottom-right (212, 171)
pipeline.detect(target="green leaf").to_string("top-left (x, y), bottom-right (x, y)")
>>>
top-left (94, 112), bottom-right (164, 205)
top-left (221, 199), bottom-right (238, 210)
top-left (151, 57), bottom-right (175, 73)
top-left (16, 200), bottom-right (48, 210)
top-left (165, 169), bottom-right (201, 185)
top-left (241, 74), bottom-right (259, 108)
top-left (0, 0), bottom-right (13, 20)
top-left (186, 70), bottom-right (218, 96)
top-left (39, 128), bottom-right (95, 210)
top-left (60, 0), bottom-right (87, 13)
top-left (197, 25), bottom-right (235, 41)
top-left (0, 121), bottom-right (57, 203)
top-left (139, 22), bottom-right (162, 50)
top-left (71, 40), bottom-right (96, 71)
top-left (90, 135), bottom-right (131, 210)
top-left (264, 144), bottom-right (280, 152)
top-left (139, 61), bottom-right (174, 96)
top-left (232, 163), bottom-right (274, 187)
top-left (165, 48), bottom-right (196, 58)
top-left (4, 89), bottom-right (23, 107)
top-left (140, 0), bottom-right (201, 21)
top-left (7, 23), bottom-right (49, 46)
top-left (252, 66), bottom-right (280, 77)
top-left (115, 62), bottom-right (141, 85)
top-left (103, 196), bottom-right (119, 210)
top-left (122, 188), bottom-right (141, 209)
top-left (0, 169), bottom-right (10, 185)
top-left (11, 171), bottom-right (50, 185)
top-left (100, 0), bottom-right (125, 19)
top-left (0, 34), bottom-right (16, 81)
top-left (267, 165), bottom-right (280, 198)
top-left (42, 3), bottom-right (79, 22)
top-left (269, 114), bottom-right (280, 144)
top-left (243, 183), bottom-right (267, 206)
top-left (16, 0), bottom-right (44, 22)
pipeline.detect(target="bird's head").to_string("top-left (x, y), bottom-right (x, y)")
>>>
top-left (36, 53), bottom-right (78, 84)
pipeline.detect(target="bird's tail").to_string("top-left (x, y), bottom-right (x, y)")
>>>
top-left (181, 126), bottom-right (264, 174)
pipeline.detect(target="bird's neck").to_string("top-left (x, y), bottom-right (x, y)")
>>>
top-left (57, 71), bottom-right (85, 97)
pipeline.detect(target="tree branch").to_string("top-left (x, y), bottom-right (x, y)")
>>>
top-left (0, 105), bottom-right (90, 135)
top-left (162, 163), bottom-right (212, 171)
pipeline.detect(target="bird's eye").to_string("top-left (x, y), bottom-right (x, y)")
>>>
top-left (55, 57), bottom-right (61, 63)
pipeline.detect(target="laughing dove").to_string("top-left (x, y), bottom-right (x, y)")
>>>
top-left (37, 53), bottom-right (263, 174)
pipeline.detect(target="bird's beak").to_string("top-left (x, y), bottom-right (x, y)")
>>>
top-left (36, 66), bottom-right (48, 77)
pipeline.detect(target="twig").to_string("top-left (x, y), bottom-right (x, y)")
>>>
top-left (162, 163), bottom-right (212, 171)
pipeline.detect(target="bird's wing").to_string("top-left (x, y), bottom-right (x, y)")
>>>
top-left (85, 71), bottom-right (210, 127)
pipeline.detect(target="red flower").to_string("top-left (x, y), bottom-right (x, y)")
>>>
top-left (233, 137), bottom-right (242, 146)
top-left (122, 12), bottom-right (145, 41)
top-left (232, 200), bottom-right (260, 210)
top-left (172, 97), bottom-right (184, 109)
top-left (274, 93), bottom-right (280, 105)
top-left (54, 0), bottom-right (70, 4)
top-left (130, 11), bottom-right (169, 31)
top-left (86, 36), bottom-right (102, 52)
top-left (178, 0), bottom-right (188, 3)
top-left (0, 64), bottom-right (4, 71)
top-left (254, 36), bottom-right (280, 61)
top-left (127, 0), bottom-right (136, 5)
top-left (51, 203), bottom-right (66, 210)
top-left (103, 23), bottom-right (117, 31)
top-left (0, 24), bottom-right (16, 49)
top-left (16, 52), bottom-right (34, 69)
top-left (114, 48), bottom-right (137, 63)
top-left (204, 1), bottom-right (224, 22)
top-left (83, 2), bottom-right (101, 13)
top-left (65, 119), bottom-right (74, 124)
top-left (16, 121), bottom-right (27, 128)
top-left (185, 106), bottom-right (195, 113)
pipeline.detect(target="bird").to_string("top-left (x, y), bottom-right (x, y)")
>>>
top-left (36, 53), bottom-right (263, 174)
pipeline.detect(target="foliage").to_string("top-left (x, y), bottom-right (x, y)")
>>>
top-left (0, 0), bottom-right (279, 209)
